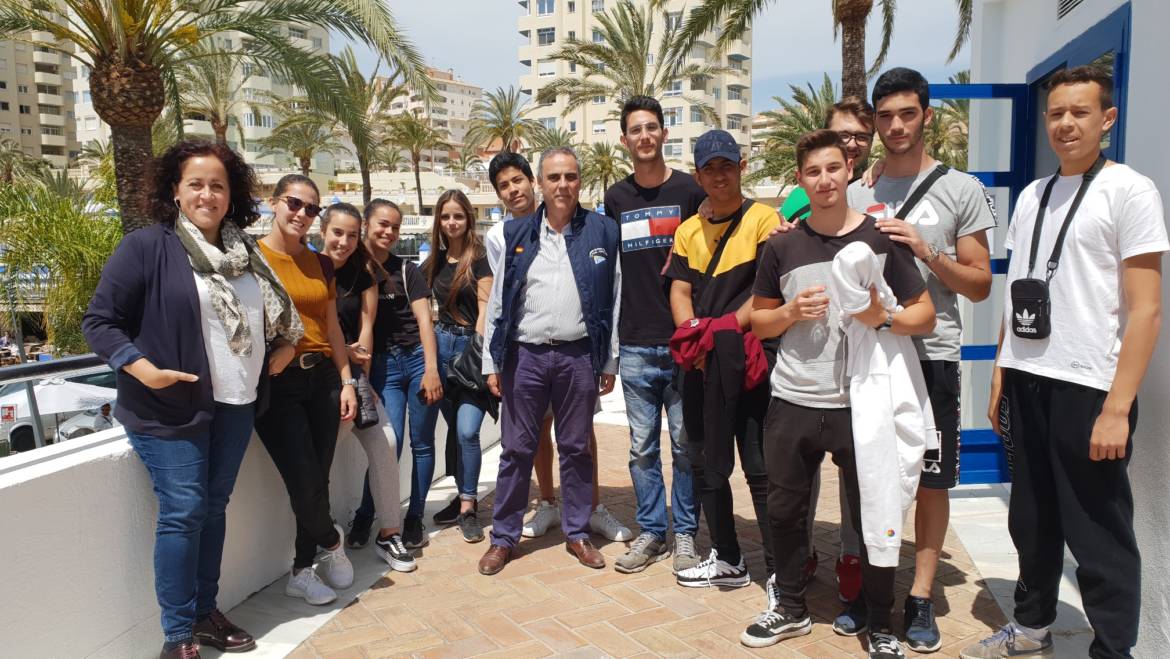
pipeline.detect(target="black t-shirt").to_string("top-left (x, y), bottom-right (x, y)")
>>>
top-left (604, 170), bottom-right (706, 345)
top-left (373, 254), bottom-right (430, 350)
top-left (431, 255), bottom-right (491, 327)
top-left (334, 259), bottom-right (376, 344)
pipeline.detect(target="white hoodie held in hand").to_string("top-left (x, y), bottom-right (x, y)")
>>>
top-left (829, 241), bottom-right (937, 568)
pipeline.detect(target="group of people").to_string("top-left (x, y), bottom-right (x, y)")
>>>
top-left (83, 62), bottom-right (1160, 659)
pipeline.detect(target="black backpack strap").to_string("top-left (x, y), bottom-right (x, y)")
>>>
top-left (1041, 154), bottom-right (1107, 280)
top-left (894, 164), bottom-right (950, 220)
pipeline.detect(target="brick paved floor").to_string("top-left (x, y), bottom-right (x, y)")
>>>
top-left (293, 424), bottom-right (1006, 658)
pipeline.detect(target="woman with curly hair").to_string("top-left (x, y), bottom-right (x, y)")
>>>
top-left (83, 139), bottom-right (302, 658)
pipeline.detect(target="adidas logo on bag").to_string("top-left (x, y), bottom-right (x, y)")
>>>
top-left (1015, 309), bottom-right (1037, 334)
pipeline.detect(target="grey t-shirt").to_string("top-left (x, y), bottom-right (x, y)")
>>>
top-left (847, 167), bottom-right (997, 361)
top-left (752, 217), bottom-right (926, 408)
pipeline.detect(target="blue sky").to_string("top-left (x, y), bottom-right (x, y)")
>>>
top-left (348, 0), bottom-right (972, 114)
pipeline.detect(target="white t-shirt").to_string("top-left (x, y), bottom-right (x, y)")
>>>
top-left (193, 271), bottom-right (266, 404)
top-left (998, 164), bottom-right (1168, 391)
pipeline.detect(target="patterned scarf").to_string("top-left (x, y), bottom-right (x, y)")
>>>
top-left (175, 213), bottom-right (304, 356)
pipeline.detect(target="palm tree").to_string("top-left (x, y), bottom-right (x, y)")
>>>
top-left (385, 112), bottom-right (451, 213)
top-left (537, 0), bottom-right (729, 125)
top-left (579, 142), bottom-right (631, 203)
top-left (746, 74), bottom-right (839, 186)
top-left (653, 0), bottom-right (973, 100)
top-left (0, 172), bottom-right (121, 353)
top-left (925, 70), bottom-right (970, 170)
top-left (175, 41), bottom-right (249, 147)
top-left (0, 137), bottom-right (47, 184)
top-left (526, 126), bottom-right (580, 163)
top-left (466, 86), bottom-right (541, 154)
top-left (452, 143), bottom-right (484, 176)
top-left (0, 0), bottom-right (431, 233)
top-left (258, 114), bottom-right (350, 176)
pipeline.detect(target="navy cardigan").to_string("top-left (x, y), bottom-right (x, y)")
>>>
top-left (82, 223), bottom-right (268, 438)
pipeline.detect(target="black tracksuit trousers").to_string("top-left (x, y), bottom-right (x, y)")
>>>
top-left (999, 368), bottom-right (1140, 659)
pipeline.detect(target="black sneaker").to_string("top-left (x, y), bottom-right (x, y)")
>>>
top-left (904, 595), bottom-right (942, 652)
top-left (432, 497), bottom-right (461, 526)
top-left (457, 510), bottom-right (485, 543)
top-left (868, 629), bottom-right (907, 658)
top-left (833, 597), bottom-right (869, 636)
top-left (402, 516), bottom-right (429, 549)
top-left (346, 516), bottom-right (373, 548)
top-left (740, 609), bottom-right (812, 648)
top-left (374, 533), bottom-right (417, 572)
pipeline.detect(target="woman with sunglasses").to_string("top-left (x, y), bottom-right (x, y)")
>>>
top-left (255, 174), bottom-right (358, 606)
top-left (423, 190), bottom-right (493, 543)
top-left (346, 199), bottom-right (443, 551)
top-left (319, 202), bottom-right (417, 572)
top-left (82, 140), bottom-right (302, 658)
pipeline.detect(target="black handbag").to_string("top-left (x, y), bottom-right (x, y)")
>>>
top-left (448, 334), bottom-right (488, 394)
top-left (351, 362), bottom-right (380, 429)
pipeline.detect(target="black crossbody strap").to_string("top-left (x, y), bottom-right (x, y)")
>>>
top-left (1027, 154), bottom-right (1106, 279)
top-left (696, 199), bottom-right (753, 317)
top-left (894, 164), bottom-right (950, 220)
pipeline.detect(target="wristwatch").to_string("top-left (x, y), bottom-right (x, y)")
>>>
top-left (342, 378), bottom-right (359, 387)
top-left (878, 312), bottom-right (894, 331)
top-left (924, 244), bottom-right (942, 263)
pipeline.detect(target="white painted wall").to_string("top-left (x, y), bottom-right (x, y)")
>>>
top-left (0, 411), bottom-right (498, 658)
top-left (971, 1), bottom-right (1170, 655)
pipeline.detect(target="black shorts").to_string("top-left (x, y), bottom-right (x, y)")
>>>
top-left (919, 360), bottom-right (960, 489)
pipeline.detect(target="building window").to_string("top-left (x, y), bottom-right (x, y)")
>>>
top-left (18, 105), bottom-right (31, 114)
top-left (537, 27), bottom-right (556, 46)
top-left (40, 126), bottom-right (62, 136)
top-left (728, 116), bottom-right (741, 130)
top-left (592, 30), bottom-right (604, 43)
top-left (728, 58), bottom-right (743, 70)
top-left (666, 12), bottom-right (683, 30)
top-left (82, 90), bottom-right (91, 103)
top-left (17, 84), bottom-right (28, 93)
top-left (567, 1), bottom-right (576, 12)
top-left (592, 119), bottom-right (606, 134)
top-left (0, 123), bottom-right (10, 133)
top-left (664, 80), bottom-right (682, 97)
top-left (592, 95), bottom-right (605, 105)
top-left (713, 87), bottom-right (721, 100)
top-left (20, 127), bottom-right (31, 135)
top-left (569, 62), bottom-right (576, 73)
top-left (288, 27), bottom-right (307, 40)
top-left (0, 81), bottom-right (5, 89)
top-left (690, 105), bottom-right (704, 123)
top-left (312, 37), bottom-right (323, 50)
top-left (592, 0), bottom-right (604, 12)
top-left (646, 54), bottom-right (655, 65)
top-left (261, 114), bottom-right (274, 129)
top-left (38, 104), bottom-right (60, 115)
top-left (663, 107), bottom-right (682, 127)
top-left (663, 139), bottom-right (683, 158)
top-left (569, 120), bottom-right (577, 132)
top-left (537, 0), bottom-right (555, 16)
top-left (540, 117), bottom-right (556, 130)
top-left (728, 87), bottom-right (742, 101)
top-left (1, 102), bottom-right (10, 112)
top-left (36, 84), bottom-right (60, 95)
top-left (538, 60), bottom-right (556, 77)
top-left (568, 30), bottom-right (575, 40)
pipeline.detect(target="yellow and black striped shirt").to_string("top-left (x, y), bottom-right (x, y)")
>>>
top-left (665, 200), bottom-right (780, 317)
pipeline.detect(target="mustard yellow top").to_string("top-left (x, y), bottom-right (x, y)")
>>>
top-left (257, 242), bottom-right (336, 356)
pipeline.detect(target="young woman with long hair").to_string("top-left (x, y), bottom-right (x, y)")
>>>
top-left (255, 175), bottom-right (358, 607)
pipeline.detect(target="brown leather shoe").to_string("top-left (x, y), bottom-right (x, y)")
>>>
top-left (566, 539), bottom-right (605, 569)
top-left (478, 544), bottom-right (512, 575)
top-left (193, 609), bottom-right (256, 653)
top-left (159, 639), bottom-right (201, 659)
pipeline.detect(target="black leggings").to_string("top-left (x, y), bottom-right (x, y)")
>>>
top-left (256, 359), bottom-right (342, 570)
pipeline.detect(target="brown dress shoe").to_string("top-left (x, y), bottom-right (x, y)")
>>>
top-left (193, 609), bottom-right (256, 653)
top-left (478, 544), bottom-right (512, 575)
top-left (159, 639), bottom-right (201, 659)
top-left (566, 539), bottom-right (605, 569)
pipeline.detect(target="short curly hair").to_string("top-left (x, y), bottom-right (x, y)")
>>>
top-left (152, 139), bottom-right (261, 228)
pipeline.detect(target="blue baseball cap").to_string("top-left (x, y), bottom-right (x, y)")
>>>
top-left (693, 129), bottom-right (742, 169)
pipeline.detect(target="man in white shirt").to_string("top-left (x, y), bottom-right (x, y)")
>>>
top-left (962, 66), bottom-right (1166, 659)
top-left (93, 403), bottom-right (114, 431)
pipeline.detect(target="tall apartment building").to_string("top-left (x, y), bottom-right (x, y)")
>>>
top-left (72, 24), bottom-right (333, 173)
top-left (387, 66), bottom-right (483, 154)
top-left (0, 32), bottom-right (79, 170)
top-left (517, 0), bottom-right (752, 168)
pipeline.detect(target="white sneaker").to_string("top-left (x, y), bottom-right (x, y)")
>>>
top-left (319, 524), bottom-right (354, 589)
top-left (522, 500), bottom-right (560, 538)
top-left (589, 504), bottom-right (633, 542)
top-left (676, 548), bottom-right (751, 588)
top-left (286, 567), bottom-right (337, 605)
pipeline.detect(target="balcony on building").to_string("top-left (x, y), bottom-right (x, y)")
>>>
top-left (31, 49), bottom-right (60, 67)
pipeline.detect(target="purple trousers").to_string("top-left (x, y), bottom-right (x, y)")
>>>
top-left (490, 340), bottom-right (598, 548)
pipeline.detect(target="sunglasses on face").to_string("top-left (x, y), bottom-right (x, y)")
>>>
top-left (280, 195), bottom-right (321, 218)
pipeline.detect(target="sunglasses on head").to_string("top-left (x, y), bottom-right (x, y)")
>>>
top-left (280, 195), bottom-right (321, 218)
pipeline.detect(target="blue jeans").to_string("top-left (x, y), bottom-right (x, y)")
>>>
top-left (436, 326), bottom-right (488, 499)
top-left (620, 344), bottom-right (696, 540)
top-left (361, 342), bottom-right (440, 521)
top-left (127, 402), bottom-right (255, 643)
